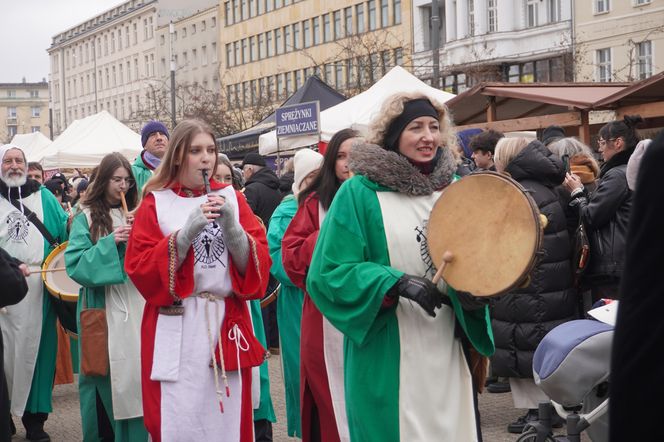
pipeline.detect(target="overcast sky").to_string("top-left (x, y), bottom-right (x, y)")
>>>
top-left (1, 0), bottom-right (124, 83)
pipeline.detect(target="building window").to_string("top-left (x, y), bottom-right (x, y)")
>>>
top-left (212, 17), bottom-right (217, 27)
top-left (356, 4), bottom-right (365, 33)
top-left (226, 43), bottom-right (234, 66)
top-left (30, 90), bottom-right (39, 98)
top-left (488, 0), bottom-right (497, 32)
top-left (303, 20), bottom-right (311, 47)
top-left (7, 107), bottom-right (17, 118)
top-left (380, 0), bottom-right (388, 27)
top-left (323, 13), bottom-right (331, 42)
top-left (266, 0), bottom-right (273, 12)
top-left (637, 40), bottom-right (652, 79)
top-left (293, 23), bottom-right (301, 49)
top-left (345, 7), bottom-right (353, 36)
top-left (8, 126), bottom-right (17, 138)
top-left (284, 26), bottom-right (291, 52)
top-left (393, 0), bottom-right (401, 24)
top-left (241, 0), bottom-right (248, 20)
top-left (394, 47), bottom-right (403, 66)
top-left (275, 28), bottom-right (283, 54)
top-left (32, 126), bottom-right (40, 133)
top-left (595, 0), bottom-right (610, 13)
top-left (468, 0), bottom-right (475, 35)
top-left (249, 37), bottom-right (256, 61)
top-left (526, 0), bottom-right (538, 27)
top-left (295, 70), bottom-right (303, 87)
top-left (212, 42), bottom-right (218, 62)
top-left (242, 39), bottom-right (249, 63)
top-left (277, 74), bottom-right (284, 98)
top-left (225, 1), bottom-right (232, 25)
top-left (258, 34), bottom-right (266, 59)
top-left (368, 0), bottom-right (377, 31)
top-left (596, 48), bottom-right (612, 81)
top-left (191, 49), bottom-right (197, 66)
top-left (334, 10), bottom-right (342, 39)
top-left (234, 0), bottom-right (241, 21)
top-left (548, 0), bottom-right (561, 22)
top-left (635, 0), bottom-right (651, 4)
top-left (286, 72), bottom-right (293, 95)
top-left (266, 31), bottom-right (273, 57)
top-left (202, 45), bottom-right (208, 65)
top-left (313, 17), bottom-right (321, 45)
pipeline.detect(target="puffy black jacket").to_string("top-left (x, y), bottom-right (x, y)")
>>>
top-left (491, 141), bottom-right (578, 378)
top-left (244, 167), bottom-right (282, 228)
top-left (571, 150), bottom-right (632, 283)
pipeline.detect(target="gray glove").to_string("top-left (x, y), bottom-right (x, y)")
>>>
top-left (217, 198), bottom-right (250, 274)
top-left (176, 206), bottom-right (208, 265)
top-left (454, 290), bottom-right (489, 311)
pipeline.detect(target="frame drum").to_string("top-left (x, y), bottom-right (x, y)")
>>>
top-left (42, 242), bottom-right (80, 335)
top-left (427, 172), bottom-right (544, 297)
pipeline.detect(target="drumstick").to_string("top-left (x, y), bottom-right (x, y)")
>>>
top-left (120, 191), bottom-right (129, 219)
top-left (29, 267), bottom-right (67, 273)
top-left (431, 251), bottom-right (454, 285)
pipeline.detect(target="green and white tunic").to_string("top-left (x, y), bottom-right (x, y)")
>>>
top-left (307, 145), bottom-right (494, 442)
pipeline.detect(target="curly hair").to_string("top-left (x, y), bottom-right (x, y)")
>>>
top-left (367, 91), bottom-right (459, 159)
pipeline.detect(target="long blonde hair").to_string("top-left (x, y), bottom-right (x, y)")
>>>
top-left (143, 119), bottom-right (218, 196)
top-left (494, 137), bottom-right (530, 172)
top-left (367, 91), bottom-right (459, 158)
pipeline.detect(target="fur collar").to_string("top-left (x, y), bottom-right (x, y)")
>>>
top-left (349, 143), bottom-right (457, 195)
top-left (600, 149), bottom-right (631, 178)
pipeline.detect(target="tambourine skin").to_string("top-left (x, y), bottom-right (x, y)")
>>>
top-left (42, 241), bottom-right (81, 302)
top-left (427, 172), bottom-right (543, 297)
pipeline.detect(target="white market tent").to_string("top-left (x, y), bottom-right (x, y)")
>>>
top-left (39, 110), bottom-right (142, 168)
top-left (10, 132), bottom-right (52, 162)
top-left (259, 66), bottom-right (456, 155)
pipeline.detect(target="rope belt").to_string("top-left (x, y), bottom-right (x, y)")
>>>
top-left (197, 291), bottom-right (230, 414)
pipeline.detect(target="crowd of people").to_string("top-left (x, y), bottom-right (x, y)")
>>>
top-left (0, 90), bottom-right (661, 442)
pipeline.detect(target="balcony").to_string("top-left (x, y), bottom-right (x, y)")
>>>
top-left (6, 118), bottom-right (17, 125)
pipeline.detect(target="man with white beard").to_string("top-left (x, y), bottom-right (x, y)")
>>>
top-left (0, 145), bottom-right (68, 442)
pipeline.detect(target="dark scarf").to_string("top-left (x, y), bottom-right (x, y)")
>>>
top-left (0, 178), bottom-right (41, 201)
top-left (600, 149), bottom-right (632, 178)
top-left (349, 143), bottom-right (457, 195)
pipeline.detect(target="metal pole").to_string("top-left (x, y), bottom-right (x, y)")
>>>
top-left (169, 22), bottom-right (176, 127)
top-left (431, 0), bottom-right (441, 88)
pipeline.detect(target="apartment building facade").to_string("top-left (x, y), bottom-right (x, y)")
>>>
top-left (154, 6), bottom-right (221, 93)
top-left (574, 0), bottom-right (664, 82)
top-left (412, 0), bottom-right (573, 93)
top-left (0, 81), bottom-right (50, 143)
top-left (220, 0), bottom-right (412, 110)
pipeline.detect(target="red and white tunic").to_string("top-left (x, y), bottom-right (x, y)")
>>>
top-left (282, 193), bottom-right (349, 442)
top-left (125, 181), bottom-right (271, 442)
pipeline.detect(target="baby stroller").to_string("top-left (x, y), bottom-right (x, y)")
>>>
top-left (516, 319), bottom-right (613, 442)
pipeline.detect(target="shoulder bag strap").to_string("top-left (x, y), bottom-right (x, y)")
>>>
top-left (6, 197), bottom-right (60, 248)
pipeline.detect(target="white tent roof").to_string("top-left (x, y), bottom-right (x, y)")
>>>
top-left (259, 66), bottom-right (456, 155)
top-left (39, 111), bottom-right (142, 168)
top-left (10, 132), bottom-right (52, 162)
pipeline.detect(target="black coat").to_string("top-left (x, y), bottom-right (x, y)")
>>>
top-left (610, 130), bottom-right (664, 441)
top-left (0, 248), bottom-right (28, 442)
top-left (244, 167), bottom-right (282, 228)
top-left (491, 141), bottom-right (578, 378)
top-left (571, 150), bottom-right (632, 284)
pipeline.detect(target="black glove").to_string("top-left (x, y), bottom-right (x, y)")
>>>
top-left (454, 290), bottom-right (489, 311)
top-left (388, 275), bottom-right (443, 317)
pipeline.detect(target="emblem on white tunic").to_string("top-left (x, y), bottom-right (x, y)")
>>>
top-left (416, 222), bottom-right (435, 278)
top-left (6, 211), bottom-right (30, 243)
top-left (193, 222), bottom-right (226, 266)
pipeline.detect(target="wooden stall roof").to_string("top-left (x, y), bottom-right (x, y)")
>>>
top-left (448, 82), bottom-right (630, 126)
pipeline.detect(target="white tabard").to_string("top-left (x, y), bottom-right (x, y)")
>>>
top-left (376, 190), bottom-right (478, 442)
top-left (151, 187), bottom-right (248, 442)
top-left (0, 191), bottom-right (47, 416)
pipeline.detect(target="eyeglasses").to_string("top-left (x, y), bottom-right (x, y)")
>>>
top-left (110, 176), bottom-right (136, 188)
top-left (597, 138), bottom-right (617, 147)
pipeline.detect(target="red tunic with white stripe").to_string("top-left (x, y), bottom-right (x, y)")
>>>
top-left (125, 180), bottom-right (270, 442)
top-left (282, 193), bottom-right (349, 442)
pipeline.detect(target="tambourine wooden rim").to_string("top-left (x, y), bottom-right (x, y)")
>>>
top-left (42, 242), bottom-right (80, 303)
top-left (427, 172), bottom-right (544, 297)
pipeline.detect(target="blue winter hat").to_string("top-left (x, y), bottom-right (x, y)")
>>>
top-left (457, 128), bottom-right (482, 159)
top-left (141, 121), bottom-right (170, 147)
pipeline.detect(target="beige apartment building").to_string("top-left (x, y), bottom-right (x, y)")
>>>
top-left (220, 0), bottom-right (412, 109)
top-left (155, 6), bottom-right (221, 94)
top-left (0, 81), bottom-right (50, 143)
top-left (48, 0), bottom-right (159, 135)
top-left (574, 0), bottom-right (664, 82)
